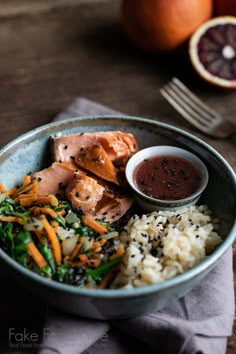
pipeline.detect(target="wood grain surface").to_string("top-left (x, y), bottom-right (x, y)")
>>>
top-left (0, 0), bottom-right (235, 352)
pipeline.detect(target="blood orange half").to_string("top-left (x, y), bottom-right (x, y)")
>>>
top-left (189, 16), bottom-right (236, 89)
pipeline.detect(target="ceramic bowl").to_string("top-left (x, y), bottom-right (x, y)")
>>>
top-left (0, 115), bottom-right (235, 319)
top-left (125, 145), bottom-right (209, 212)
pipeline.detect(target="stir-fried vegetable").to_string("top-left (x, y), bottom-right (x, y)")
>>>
top-left (0, 178), bottom-right (125, 288)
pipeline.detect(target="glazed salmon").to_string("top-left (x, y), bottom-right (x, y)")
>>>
top-left (51, 131), bottom-right (138, 163)
top-left (94, 191), bottom-right (133, 223)
top-left (75, 143), bottom-right (119, 185)
top-left (66, 173), bottom-right (105, 213)
top-left (115, 132), bottom-right (138, 156)
top-left (31, 162), bottom-right (85, 197)
top-left (31, 162), bottom-right (75, 196)
top-left (83, 178), bottom-right (134, 222)
top-left (31, 161), bottom-right (131, 220)
top-left (31, 131), bottom-right (137, 222)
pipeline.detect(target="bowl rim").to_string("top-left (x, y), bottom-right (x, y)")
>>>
top-left (0, 114), bottom-right (235, 298)
top-left (125, 145), bottom-right (209, 205)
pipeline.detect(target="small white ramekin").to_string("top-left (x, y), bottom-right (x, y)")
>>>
top-left (125, 145), bottom-right (209, 212)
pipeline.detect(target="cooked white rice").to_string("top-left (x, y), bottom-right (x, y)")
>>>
top-left (112, 205), bottom-right (222, 289)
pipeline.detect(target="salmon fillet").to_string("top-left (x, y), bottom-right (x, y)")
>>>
top-left (75, 143), bottom-right (119, 185)
top-left (66, 173), bottom-right (105, 213)
top-left (115, 132), bottom-right (138, 156)
top-left (31, 162), bottom-right (78, 196)
top-left (31, 161), bottom-right (131, 221)
top-left (31, 131), bottom-right (137, 222)
top-left (94, 191), bottom-right (133, 223)
top-left (51, 131), bottom-right (138, 163)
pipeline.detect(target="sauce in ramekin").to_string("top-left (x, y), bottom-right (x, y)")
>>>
top-left (134, 155), bottom-right (202, 200)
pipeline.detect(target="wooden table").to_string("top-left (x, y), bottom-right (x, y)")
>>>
top-left (0, 0), bottom-right (235, 352)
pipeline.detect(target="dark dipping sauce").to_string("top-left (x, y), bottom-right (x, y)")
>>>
top-left (134, 155), bottom-right (202, 201)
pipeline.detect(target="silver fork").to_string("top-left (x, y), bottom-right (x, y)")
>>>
top-left (160, 77), bottom-right (236, 139)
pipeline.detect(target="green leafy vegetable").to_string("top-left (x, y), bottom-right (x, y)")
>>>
top-left (14, 231), bottom-right (32, 267)
top-left (53, 216), bottom-right (66, 228)
top-left (15, 230), bottom-right (32, 244)
top-left (40, 264), bottom-right (53, 278)
top-left (0, 196), bottom-right (31, 223)
top-left (55, 264), bottom-right (71, 283)
top-left (86, 256), bottom-right (123, 282)
top-left (0, 222), bottom-right (14, 257)
top-left (38, 244), bottom-right (56, 273)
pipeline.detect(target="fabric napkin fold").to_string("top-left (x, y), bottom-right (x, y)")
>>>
top-left (1, 98), bottom-right (235, 354)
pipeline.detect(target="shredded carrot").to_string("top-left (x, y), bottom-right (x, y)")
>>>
top-left (91, 238), bottom-right (106, 251)
top-left (69, 236), bottom-right (85, 261)
top-left (57, 210), bottom-right (66, 216)
top-left (72, 253), bottom-right (89, 267)
top-left (31, 180), bottom-right (39, 194)
top-left (37, 195), bottom-right (58, 206)
top-left (111, 244), bottom-right (125, 260)
top-left (97, 265), bottom-right (119, 289)
top-left (41, 217), bottom-right (62, 264)
top-left (29, 206), bottom-right (40, 215)
top-left (19, 196), bottom-right (37, 207)
top-left (78, 254), bottom-right (88, 263)
top-left (23, 175), bottom-right (31, 186)
top-left (82, 215), bottom-right (107, 235)
top-left (30, 206), bottom-right (57, 218)
top-left (0, 216), bottom-right (22, 223)
top-left (6, 187), bottom-right (17, 196)
top-left (26, 241), bottom-right (47, 269)
top-left (0, 183), bottom-right (6, 193)
top-left (99, 239), bottom-right (107, 246)
top-left (18, 193), bottom-right (36, 199)
top-left (91, 241), bottom-right (101, 249)
top-left (12, 183), bottom-right (33, 199)
top-left (19, 194), bottom-right (58, 207)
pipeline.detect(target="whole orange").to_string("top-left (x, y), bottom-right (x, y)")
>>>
top-left (121, 0), bottom-right (213, 53)
top-left (214, 0), bottom-right (236, 16)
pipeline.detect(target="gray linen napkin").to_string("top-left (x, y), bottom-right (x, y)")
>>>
top-left (1, 98), bottom-right (235, 354)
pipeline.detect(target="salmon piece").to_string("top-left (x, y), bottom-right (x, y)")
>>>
top-left (92, 132), bottom-right (138, 162)
top-left (85, 179), bottom-right (134, 222)
top-left (31, 162), bottom-right (84, 197)
top-left (66, 173), bottom-right (105, 213)
top-left (75, 143), bottom-right (119, 185)
top-left (59, 160), bottom-right (80, 170)
top-left (51, 131), bottom-right (138, 163)
top-left (31, 158), bottom-right (133, 222)
top-left (115, 132), bottom-right (138, 156)
top-left (94, 191), bottom-right (134, 223)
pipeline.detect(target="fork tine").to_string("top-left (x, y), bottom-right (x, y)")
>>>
top-left (171, 77), bottom-right (219, 118)
top-left (161, 80), bottom-right (223, 129)
top-left (161, 85), bottom-right (212, 128)
top-left (160, 87), bottom-right (208, 131)
top-left (167, 81), bottom-right (216, 125)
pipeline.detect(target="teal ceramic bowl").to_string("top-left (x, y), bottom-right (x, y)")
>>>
top-left (0, 115), bottom-right (235, 319)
